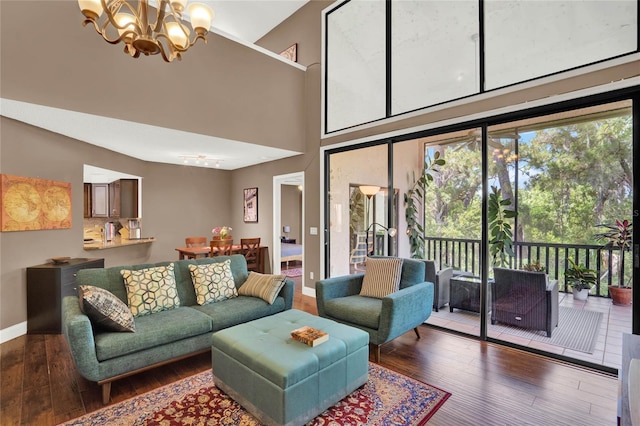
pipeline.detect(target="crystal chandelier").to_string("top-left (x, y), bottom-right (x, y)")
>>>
top-left (77, 0), bottom-right (214, 62)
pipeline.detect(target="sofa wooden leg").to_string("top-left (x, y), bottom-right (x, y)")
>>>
top-left (371, 344), bottom-right (381, 363)
top-left (102, 382), bottom-right (111, 405)
top-left (414, 327), bottom-right (421, 339)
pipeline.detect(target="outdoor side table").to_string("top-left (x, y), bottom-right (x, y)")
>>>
top-left (449, 275), bottom-right (492, 313)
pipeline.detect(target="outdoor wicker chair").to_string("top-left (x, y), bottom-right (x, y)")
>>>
top-left (491, 267), bottom-right (559, 337)
top-left (424, 260), bottom-right (453, 312)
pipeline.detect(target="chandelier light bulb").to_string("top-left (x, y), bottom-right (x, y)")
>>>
top-left (188, 3), bottom-right (214, 35)
top-left (78, 0), bottom-right (103, 19)
top-left (166, 22), bottom-right (189, 49)
top-left (170, 0), bottom-right (188, 13)
top-left (114, 13), bottom-right (136, 41)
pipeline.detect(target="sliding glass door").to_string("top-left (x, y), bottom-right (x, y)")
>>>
top-left (325, 93), bottom-right (636, 372)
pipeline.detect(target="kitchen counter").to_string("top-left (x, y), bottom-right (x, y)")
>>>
top-left (83, 237), bottom-right (155, 250)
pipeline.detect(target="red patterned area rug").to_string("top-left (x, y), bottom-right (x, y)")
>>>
top-left (60, 363), bottom-right (450, 426)
top-left (283, 267), bottom-right (303, 277)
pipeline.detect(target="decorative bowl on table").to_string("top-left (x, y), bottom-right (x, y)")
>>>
top-left (51, 256), bottom-right (71, 264)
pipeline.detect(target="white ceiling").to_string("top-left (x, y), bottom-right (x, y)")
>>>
top-left (1, 1), bottom-right (309, 171)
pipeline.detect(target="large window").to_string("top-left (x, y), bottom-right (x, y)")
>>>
top-left (391, 0), bottom-right (479, 115)
top-left (324, 0), bottom-right (638, 133)
top-left (484, 0), bottom-right (638, 89)
top-left (326, 0), bottom-right (386, 131)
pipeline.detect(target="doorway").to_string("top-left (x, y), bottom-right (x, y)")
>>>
top-left (273, 172), bottom-right (304, 282)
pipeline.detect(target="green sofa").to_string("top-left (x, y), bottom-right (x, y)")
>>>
top-left (62, 254), bottom-right (294, 404)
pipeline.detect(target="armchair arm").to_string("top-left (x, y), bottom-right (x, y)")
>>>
top-left (378, 281), bottom-right (434, 344)
top-left (315, 274), bottom-right (364, 317)
top-left (546, 279), bottom-right (559, 331)
top-left (62, 296), bottom-right (101, 382)
top-left (279, 279), bottom-right (295, 310)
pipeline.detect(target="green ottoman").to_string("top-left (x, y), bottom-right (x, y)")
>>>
top-left (211, 309), bottom-right (369, 426)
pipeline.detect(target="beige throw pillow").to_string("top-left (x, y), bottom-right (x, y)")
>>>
top-left (360, 257), bottom-right (404, 299)
top-left (121, 263), bottom-right (180, 317)
top-left (238, 272), bottom-right (286, 305)
top-left (188, 259), bottom-right (238, 305)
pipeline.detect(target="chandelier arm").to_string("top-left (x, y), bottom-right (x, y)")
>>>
top-left (153, 0), bottom-right (170, 34)
top-left (156, 39), bottom-right (179, 62)
top-left (160, 1), bottom-right (192, 41)
top-left (155, 32), bottom-right (205, 54)
top-left (100, 0), bottom-right (143, 34)
top-left (139, 0), bottom-right (151, 36)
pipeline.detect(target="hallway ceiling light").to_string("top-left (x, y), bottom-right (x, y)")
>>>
top-left (179, 155), bottom-right (220, 167)
top-left (77, 0), bottom-right (214, 62)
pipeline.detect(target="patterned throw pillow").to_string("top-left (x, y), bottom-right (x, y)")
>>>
top-left (120, 263), bottom-right (180, 317)
top-left (188, 259), bottom-right (238, 305)
top-left (238, 272), bottom-right (287, 305)
top-left (78, 285), bottom-right (135, 332)
top-left (360, 257), bottom-right (404, 299)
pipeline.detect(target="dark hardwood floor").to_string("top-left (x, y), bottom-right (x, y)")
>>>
top-left (1, 276), bottom-right (618, 425)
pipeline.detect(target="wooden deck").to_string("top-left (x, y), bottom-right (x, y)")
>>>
top-left (427, 291), bottom-right (632, 371)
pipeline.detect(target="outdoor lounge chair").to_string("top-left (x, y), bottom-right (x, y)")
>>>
top-left (491, 267), bottom-right (559, 337)
top-left (424, 260), bottom-right (453, 312)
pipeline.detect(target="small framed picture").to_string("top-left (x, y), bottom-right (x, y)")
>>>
top-left (243, 187), bottom-right (258, 223)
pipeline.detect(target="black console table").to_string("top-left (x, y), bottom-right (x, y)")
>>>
top-left (27, 257), bottom-right (104, 334)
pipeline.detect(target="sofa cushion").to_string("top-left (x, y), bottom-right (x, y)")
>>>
top-left (323, 295), bottom-right (382, 330)
top-left (78, 285), bottom-right (135, 332)
top-left (94, 307), bottom-right (212, 361)
top-left (121, 263), bottom-right (181, 317)
top-left (360, 257), bottom-right (403, 298)
top-left (192, 295), bottom-right (286, 332)
top-left (238, 272), bottom-right (286, 304)
top-left (188, 259), bottom-right (238, 305)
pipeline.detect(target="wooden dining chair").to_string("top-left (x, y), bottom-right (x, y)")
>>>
top-left (210, 238), bottom-right (234, 257)
top-left (240, 238), bottom-right (261, 271)
top-left (185, 236), bottom-right (207, 247)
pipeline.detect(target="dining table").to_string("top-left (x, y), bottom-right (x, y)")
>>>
top-left (174, 244), bottom-right (269, 273)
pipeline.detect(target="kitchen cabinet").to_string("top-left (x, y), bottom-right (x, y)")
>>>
top-left (109, 179), bottom-right (138, 218)
top-left (91, 183), bottom-right (109, 217)
top-left (83, 183), bottom-right (92, 218)
top-left (27, 258), bottom-right (105, 334)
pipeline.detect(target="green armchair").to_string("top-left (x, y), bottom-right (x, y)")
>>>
top-left (316, 257), bottom-right (434, 362)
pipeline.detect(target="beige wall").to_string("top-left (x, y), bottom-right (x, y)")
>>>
top-left (0, 117), bottom-right (234, 331)
top-left (0, 1), bottom-right (306, 152)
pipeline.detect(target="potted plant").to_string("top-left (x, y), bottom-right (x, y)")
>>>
top-left (595, 219), bottom-right (632, 305)
top-left (404, 152), bottom-right (445, 259)
top-left (522, 261), bottom-right (546, 273)
top-left (565, 259), bottom-right (597, 301)
top-left (488, 186), bottom-right (517, 267)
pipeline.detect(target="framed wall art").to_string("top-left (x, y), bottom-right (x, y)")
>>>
top-left (1, 174), bottom-right (72, 232)
top-left (243, 187), bottom-right (258, 223)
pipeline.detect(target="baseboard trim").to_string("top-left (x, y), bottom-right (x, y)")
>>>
top-left (0, 321), bottom-right (27, 344)
top-left (302, 286), bottom-right (315, 298)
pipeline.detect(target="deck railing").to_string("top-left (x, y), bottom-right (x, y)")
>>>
top-left (425, 237), bottom-right (632, 297)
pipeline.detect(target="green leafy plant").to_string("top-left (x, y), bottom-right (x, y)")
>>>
top-left (349, 189), bottom-right (365, 236)
top-left (565, 258), bottom-right (597, 291)
top-left (522, 261), bottom-right (546, 272)
top-left (404, 152), bottom-right (445, 259)
top-left (488, 185), bottom-right (516, 267)
top-left (594, 219), bottom-right (632, 288)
